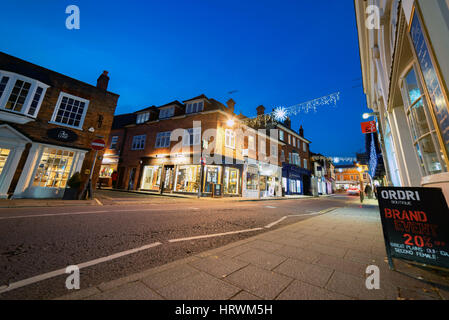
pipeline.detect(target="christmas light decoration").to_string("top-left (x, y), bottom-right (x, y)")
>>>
top-left (369, 132), bottom-right (378, 178)
top-left (243, 92), bottom-right (340, 128)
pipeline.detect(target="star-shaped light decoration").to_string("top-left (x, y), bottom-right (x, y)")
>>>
top-left (273, 106), bottom-right (288, 122)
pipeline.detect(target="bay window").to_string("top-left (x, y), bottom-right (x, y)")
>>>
top-left (0, 71), bottom-right (49, 119)
top-left (401, 67), bottom-right (447, 176)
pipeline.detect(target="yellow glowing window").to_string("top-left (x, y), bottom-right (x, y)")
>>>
top-left (0, 148), bottom-right (11, 176)
top-left (33, 148), bottom-right (75, 188)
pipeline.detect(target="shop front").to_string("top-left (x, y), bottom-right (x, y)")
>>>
top-left (258, 162), bottom-right (282, 198)
top-left (12, 143), bottom-right (87, 199)
top-left (99, 155), bottom-right (119, 187)
top-left (282, 164), bottom-right (310, 195)
top-left (139, 155), bottom-right (242, 197)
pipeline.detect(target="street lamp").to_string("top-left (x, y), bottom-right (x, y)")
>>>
top-left (362, 112), bottom-right (379, 119)
top-left (226, 119), bottom-right (235, 127)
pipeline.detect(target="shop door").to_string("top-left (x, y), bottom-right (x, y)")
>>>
top-left (164, 165), bottom-right (175, 191)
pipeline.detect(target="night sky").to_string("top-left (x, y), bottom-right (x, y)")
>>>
top-left (0, 0), bottom-right (372, 159)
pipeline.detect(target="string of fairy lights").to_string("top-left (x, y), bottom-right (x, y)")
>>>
top-left (242, 92), bottom-right (341, 127)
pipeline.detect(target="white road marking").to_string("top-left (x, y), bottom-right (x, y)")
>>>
top-left (0, 242), bottom-right (162, 295)
top-left (265, 206), bottom-right (277, 208)
top-left (168, 228), bottom-right (264, 243)
top-left (94, 198), bottom-right (103, 206)
top-left (265, 216), bottom-right (287, 228)
top-left (0, 208), bottom-right (174, 220)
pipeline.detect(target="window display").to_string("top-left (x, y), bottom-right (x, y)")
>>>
top-left (402, 68), bottom-right (446, 176)
top-left (140, 165), bottom-right (162, 190)
top-left (0, 148), bottom-right (10, 176)
top-left (223, 167), bottom-right (239, 195)
top-left (32, 148), bottom-right (74, 188)
top-left (174, 165), bottom-right (200, 193)
top-left (204, 166), bottom-right (220, 193)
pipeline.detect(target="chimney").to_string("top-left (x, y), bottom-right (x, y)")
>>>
top-left (284, 117), bottom-right (291, 128)
top-left (299, 125), bottom-right (304, 137)
top-left (227, 98), bottom-right (235, 114)
top-left (256, 105), bottom-right (265, 116)
top-left (97, 71), bottom-right (109, 90)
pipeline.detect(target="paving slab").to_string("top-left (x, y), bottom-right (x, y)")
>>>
top-left (86, 282), bottom-right (163, 300)
top-left (188, 255), bottom-right (249, 278)
top-left (235, 248), bottom-right (287, 270)
top-left (224, 265), bottom-right (293, 300)
top-left (276, 280), bottom-right (352, 300)
top-left (274, 258), bottom-right (334, 288)
top-left (155, 272), bottom-right (240, 300)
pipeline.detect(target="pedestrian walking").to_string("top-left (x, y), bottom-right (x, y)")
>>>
top-left (111, 171), bottom-right (118, 189)
top-left (365, 184), bottom-right (373, 199)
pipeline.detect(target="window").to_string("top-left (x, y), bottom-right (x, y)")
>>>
top-left (174, 165), bottom-right (200, 193)
top-left (110, 136), bottom-right (118, 149)
top-left (248, 135), bottom-right (255, 150)
top-left (225, 129), bottom-right (235, 149)
top-left (159, 107), bottom-right (174, 119)
top-left (280, 150), bottom-right (285, 162)
top-left (0, 71), bottom-right (49, 118)
top-left (279, 130), bottom-right (284, 141)
top-left (186, 101), bottom-right (204, 114)
top-left (183, 128), bottom-right (201, 146)
top-left (131, 135), bottom-right (146, 150)
top-left (303, 158), bottom-right (308, 169)
top-left (51, 92), bottom-right (89, 129)
top-left (303, 142), bottom-right (307, 152)
top-left (136, 112), bottom-right (150, 124)
top-left (288, 134), bottom-right (291, 144)
top-left (270, 143), bottom-right (278, 158)
top-left (32, 148), bottom-right (75, 188)
top-left (0, 148), bottom-right (11, 176)
top-left (401, 67), bottom-right (446, 175)
top-left (155, 132), bottom-right (171, 148)
top-left (292, 138), bottom-right (296, 147)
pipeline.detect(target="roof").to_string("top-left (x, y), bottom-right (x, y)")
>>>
top-left (135, 105), bottom-right (157, 113)
top-left (158, 100), bottom-right (184, 108)
top-left (111, 113), bottom-right (136, 129)
top-left (183, 94), bottom-right (209, 103)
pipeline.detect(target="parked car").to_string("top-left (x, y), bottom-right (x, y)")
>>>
top-left (346, 187), bottom-right (360, 195)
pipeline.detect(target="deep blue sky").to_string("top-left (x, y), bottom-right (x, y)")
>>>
top-left (0, 0), bottom-right (371, 158)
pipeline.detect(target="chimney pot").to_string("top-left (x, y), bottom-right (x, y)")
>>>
top-left (97, 70), bottom-right (110, 90)
top-left (299, 125), bottom-right (304, 137)
top-left (256, 105), bottom-right (265, 116)
top-left (226, 99), bottom-right (235, 114)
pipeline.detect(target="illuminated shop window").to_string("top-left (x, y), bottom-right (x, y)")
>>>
top-left (402, 67), bottom-right (446, 175)
top-left (0, 148), bottom-right (11, 176)
top-left (33, 148), bottom-right (74, 188)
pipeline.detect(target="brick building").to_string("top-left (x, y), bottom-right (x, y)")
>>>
top-left (241, 106), bottom-right (312, 196)
top-left (310, 153), bottom-right (336, 195)
top-left (0, 52), bottom-right (119, 199)
top-left (335, 164), bottom-right (370, 191)
top-left (101, 95), bottom-right (284, 198)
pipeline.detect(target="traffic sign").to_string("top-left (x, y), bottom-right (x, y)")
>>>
top-left (91, 139), bottom-right (106, 151)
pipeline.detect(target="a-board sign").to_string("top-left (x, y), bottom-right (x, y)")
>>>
top-left (213, 184), bottom-right (222, 198)
top-left (377, 187), bottom-right (449, 269)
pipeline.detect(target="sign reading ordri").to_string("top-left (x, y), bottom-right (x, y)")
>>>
top-left (377, 187), bottom-right (449, 269)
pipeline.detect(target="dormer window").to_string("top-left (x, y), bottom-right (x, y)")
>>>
top-left (159, 106), bottom-right (174, 119)
top-left (0, 71), bottom-right (49, 120)
top-left (186, 101), bottom-right (204, 114)
top-left (136, 112), bottom-right (150, 124)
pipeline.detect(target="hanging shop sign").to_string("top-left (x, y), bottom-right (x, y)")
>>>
top-left (47, 128), bottom-right (78, 142)
top-left (361, 121), bottom-right (377, 134)
top-left (377, 187), bottom-right (449, 269)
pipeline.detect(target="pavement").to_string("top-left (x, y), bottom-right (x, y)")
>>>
top-left (56, 200), bottom-right (449, 300)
